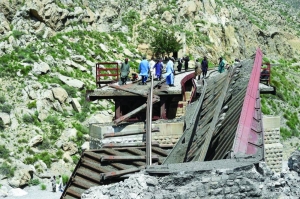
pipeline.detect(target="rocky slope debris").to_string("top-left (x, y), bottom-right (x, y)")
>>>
top-left (288, 149), bottom-right (300, 174)
top-left (82, 162), bottom-right (300, 199)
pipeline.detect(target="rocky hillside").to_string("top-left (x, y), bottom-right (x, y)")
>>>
top-left (0, 0), bottom-right (299, 191)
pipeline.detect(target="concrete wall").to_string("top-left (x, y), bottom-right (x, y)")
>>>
top-left (89, 122), bottom-right (184, 149)
top-left (263, 116), bottom-right (282, 173)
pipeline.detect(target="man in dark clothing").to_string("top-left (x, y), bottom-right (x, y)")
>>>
top-left (201, 56), bottom-right (208, 78)
top-left (51, 176), bottom-right (56, 192)
top-left (184, 56), bottom-right (189, 71)
top-left (177, 57), bottom-right (183, 72)
top-left (120, 58), bottom-right (130, 85)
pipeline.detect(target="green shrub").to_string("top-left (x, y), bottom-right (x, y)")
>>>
top-left (72, 123), bottom-right (89, 134)
top-left (17, 147), bottom-right (24, 153)
top-left (18, 139), bottom-right (27, 144)
top-left (12, 30), bottom-right (24, 39)
top-left (280, 127), bottom-right (291, 140)
top-left (1, 104), bottom-right (12, 113)
top-left (62, 85), bottom-right (77, 98)
top-left (0, 145), bottom-right (10, 159)
top-left (24, 157), bottom-right (35, 165)
top-left (40, 184), bottom-right (46, 190)
top-left (0, 162), bottom-right (15, 178)
top-left (27, 101), bottom-right (37, 109)
top-left (28, 179), bottom-right (40, 186)
top-left (62, 174), bottom-right (69, 185)
top-left (24, 151), bottom-right (54, 167)
top-left (23, 114), bottom-right (34, 123)
top-left (56, 150), bottom-right (63, 159)
top-left (0, 95), bottom-right (5, 104)
top-left (37, 138), bottom-right (51, 150)
top-left (0, 120), bottom-right (5, 131)
top-left (45, 116), bottom-right (65, 130)
top-left (72, 155), bottom-right (80, 164)
top-left (26, 147), bottom-right (35, 155)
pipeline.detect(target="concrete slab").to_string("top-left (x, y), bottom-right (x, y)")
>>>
top-left (89, 121), bottom-right (184, 148)
top-left (263, 116), bottom-right (280, 130)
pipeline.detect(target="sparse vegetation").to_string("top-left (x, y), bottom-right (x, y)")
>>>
top-left (0, 162), bottom-right (15, 178)
top-left (24, 151), bottom-right (54, 168)
top-left (0, 145), bottom-right (10, 159)
top-left (27, 100), bottom-right (37, 109)
top-left (28, 179), bottom-right (41, 186)
top-left (40, 184), bottom-right (47, 190)
top-left (0, 120), bottom-right (5, 132)
top-left (62, 174), bottom-right (69, 185)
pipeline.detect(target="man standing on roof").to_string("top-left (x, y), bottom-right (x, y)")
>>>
top-left (163, 57), bottom-right (175, 87)
top-left (149, 57), bottom-right (155, 80)
top-left (153, 59), bottom-right (163, 81)
top-left (120, 58), bottom-right (130, 85)
top-left (184, 55), bottom-right (189, 71)
top-left (139, 56), bottom-right (150, 85)
top-left (177, 57), bottom-right (183, 72)
top-left (201, 56), bottom-right (208, 78)
top-left (195, 59), bottom-right (202, 80)
top-left (218, 57), bottom-right (225, 73)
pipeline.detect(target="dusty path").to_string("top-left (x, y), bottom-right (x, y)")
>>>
top-left (4, 185), bottom-right (62, 199)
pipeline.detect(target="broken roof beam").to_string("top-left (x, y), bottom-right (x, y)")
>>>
top-left (103, 127), bottom-right (160, 138)
top-left (113, 95), bottom-right (160, 124)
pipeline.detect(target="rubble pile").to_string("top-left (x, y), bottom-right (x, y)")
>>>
top-left (288, 149), bottom-right (300, 174)
top-left (82, 161), bottom-right (300, 199)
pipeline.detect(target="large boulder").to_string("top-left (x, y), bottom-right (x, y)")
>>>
top-left (52, 87), bottom-right (68, 103)
top-left (29, 135), bottom-right (43, 147)
top-left (25, 0), bottom-right (69, 30)
top-left (0, 13), bottom-right (10, 35)
top-left (180, 1), bottom-right (202, 18)
top-left (8, 166), bottom-right (34, 188)
top-left (62, 141), bottom-right (78, 155)
top-left (65, 58), bottom-right (88, 72)
top-left (32, 62), bottom-right (50, 75)
top-left (71, 98), bottom-right (82, 112)
top-left (58, 75), bottom-right (85, 89)
top-left (161, 11), bottom-right (173, 23)
top-left (71, 55), bottom-right (86, 63)
top-left (288, 149), bottom-right (300, 174)
top-left (87, 111), bottom-right (113, 124)
top-left (0, 112), bottom-right (10, 125)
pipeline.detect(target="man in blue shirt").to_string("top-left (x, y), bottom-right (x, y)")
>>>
top-left (163, 57), bottom-right (175, 87)
top-left (139, 56), bottom-right (150, 85)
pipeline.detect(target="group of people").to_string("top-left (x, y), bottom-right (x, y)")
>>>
top-left (177, 56), bottom-right (190, 72)
top-left (51, 175), bottom-right (64, 192)
top-left (138, 56), bottom-right (175, 86)
top-left (194, 56), bottom-right (209, 80)
top-left (119, 56), bottom-right (231, 86)
top-left (119, 56), bottom-right (171, 86)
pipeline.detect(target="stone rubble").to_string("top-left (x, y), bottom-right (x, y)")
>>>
top-left (82, 160), bottom-right (300, 199)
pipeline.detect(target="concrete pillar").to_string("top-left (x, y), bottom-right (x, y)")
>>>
top-left (263, 116), bottom-right (283, 173)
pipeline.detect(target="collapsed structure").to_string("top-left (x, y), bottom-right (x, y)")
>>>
top-left (61, 49), bottom-right (281, 199)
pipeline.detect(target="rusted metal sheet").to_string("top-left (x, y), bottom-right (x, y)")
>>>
top-left (61, 146), bottom-right (169, 199)
top-left (232, 48), bottom-right (263, 156)
top-left (101, 155), bottom-right (159, 162)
